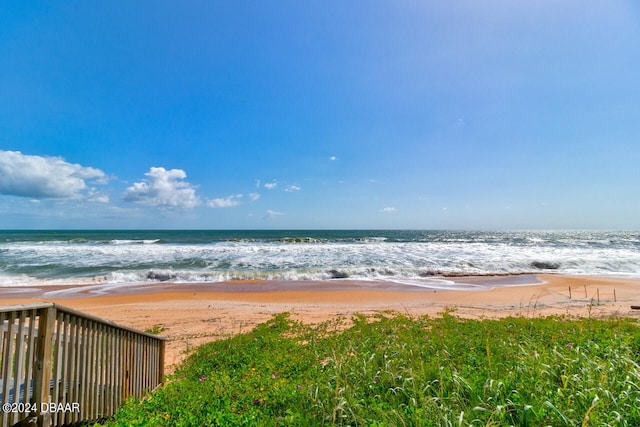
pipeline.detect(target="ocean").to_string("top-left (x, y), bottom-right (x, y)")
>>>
top-left (1, 230), bottom-right (639, 291)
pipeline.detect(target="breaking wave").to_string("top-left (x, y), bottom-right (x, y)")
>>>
top-left (1, 230), bottom-right (639, 287)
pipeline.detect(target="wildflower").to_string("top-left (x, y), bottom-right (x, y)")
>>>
top-left (566, 342), bottom-right (574, 350)
top-left (199, 375), bottom-right (206, 382)
top-left (272, 374), bottom-right (276, 379)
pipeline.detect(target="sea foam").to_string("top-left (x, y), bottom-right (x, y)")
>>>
top-left (1, 230), bottom-right (639, 287)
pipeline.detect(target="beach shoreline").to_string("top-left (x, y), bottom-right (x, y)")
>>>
top-left (0, 273), bottom-right (541, 299)
top-left (1, 274), bottom-right (639, 371)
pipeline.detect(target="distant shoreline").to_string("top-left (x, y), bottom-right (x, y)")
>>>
top-left (0, 273), bottom-right (542, 299)
top-left (2, 274), bottom-right (639, 370)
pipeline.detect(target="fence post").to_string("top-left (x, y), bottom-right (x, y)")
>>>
top-left (158, 339), bottom-right (165, 386)
top-left (33, 306), bottom-right (56, 427)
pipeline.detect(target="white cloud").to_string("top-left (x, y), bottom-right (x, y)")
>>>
top-left (87, 188), bottom-right (110, 203)
top-left (249, 193), bottom-right (261, 201)
top-left (123, 167), bottom-right (201, 209)
top-left (380, 207), bottom-right (397, 213)
top-left (284, 185), bottom-right (301, 192)
top-left (74, 167), bottom-right (109, 185)
top-left (0, 150), bottom-right (108, 199)
top-left (263, 209), bottom-right (284, 219)
top-left (207, 194), bottom-right (243, 208)
top-left (330, 156), bottom-right (337, 161)
top-left (264, 181), bottom-right (278, 190)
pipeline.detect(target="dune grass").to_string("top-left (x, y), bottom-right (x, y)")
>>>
top-left (100, 311), bottom-right (640, 426)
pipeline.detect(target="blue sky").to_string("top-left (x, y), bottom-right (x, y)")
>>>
top-left (1, 1), bottom-right (639, 229)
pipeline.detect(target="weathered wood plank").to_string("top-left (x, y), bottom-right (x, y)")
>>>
top-left (9, 312), bottom-right (27, 425)
top-left (1, 312), bottom-right (17, 405)
top-left (106, 325), bottom-right (114, 416)
top-left (90, 320), bottom-right (97, 420)
top-left (33, 306), bottom-right (56, 427)
top-left (77, 317), bottom-right (87, 425)
top-left (23, 309), bottom-right (38, 408)
top-left (64, 315), bottom-right (78, 425)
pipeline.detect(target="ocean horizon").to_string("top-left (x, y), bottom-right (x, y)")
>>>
top-left (1, 229), bottom-right (639, 290)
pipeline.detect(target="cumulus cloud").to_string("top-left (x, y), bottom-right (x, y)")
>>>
top-left (380, 207), bottom-right (397, 213)
top-left (284, 185), bottom-right (301, 192)
top-left (329, 156), bottom-right (337, 161)
top-left (123, 167), bottom-right (201, 209)
top-left (87, 188), bottom-right (110, 203)
top-left (249, 193), bottom-right (260, 201)
top-left (207, 194), bottom-right (243, 208)
top-left (0, 150), bottom-right (108, 199)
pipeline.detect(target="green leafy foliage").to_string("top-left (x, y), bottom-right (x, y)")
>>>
top-left (98, 312), bottom-right (640, 426)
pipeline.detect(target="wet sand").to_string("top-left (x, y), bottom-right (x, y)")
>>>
top-left (1, 274), bottom-right (639, 372)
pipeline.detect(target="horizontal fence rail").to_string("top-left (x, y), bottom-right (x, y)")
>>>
top-left (0, 303), bottom-right (166, 427)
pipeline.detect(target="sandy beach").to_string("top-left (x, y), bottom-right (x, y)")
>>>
top-left (1, 274), bottom-right (639, 372)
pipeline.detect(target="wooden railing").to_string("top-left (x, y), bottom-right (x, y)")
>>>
top-left (0, 303), bottom-right (166, 427)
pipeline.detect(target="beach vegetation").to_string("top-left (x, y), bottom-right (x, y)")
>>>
top-left (97, 312), bottom-right (640, 426)
top-left (145, 324), bottom-right (167, 335)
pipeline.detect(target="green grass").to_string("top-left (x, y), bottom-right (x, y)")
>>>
top-left (145, 324), bottom-right (167, 335)
top-left (99, 311), bottom-right (640, 426)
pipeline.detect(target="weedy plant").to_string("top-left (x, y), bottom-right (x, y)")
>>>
top-left (97, 312), bottom-right (640, 426)
top-left (145, 324), bottom-right (167, 335)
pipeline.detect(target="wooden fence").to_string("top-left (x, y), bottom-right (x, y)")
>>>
top-left (0, 303), bottom-right (166, 427)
